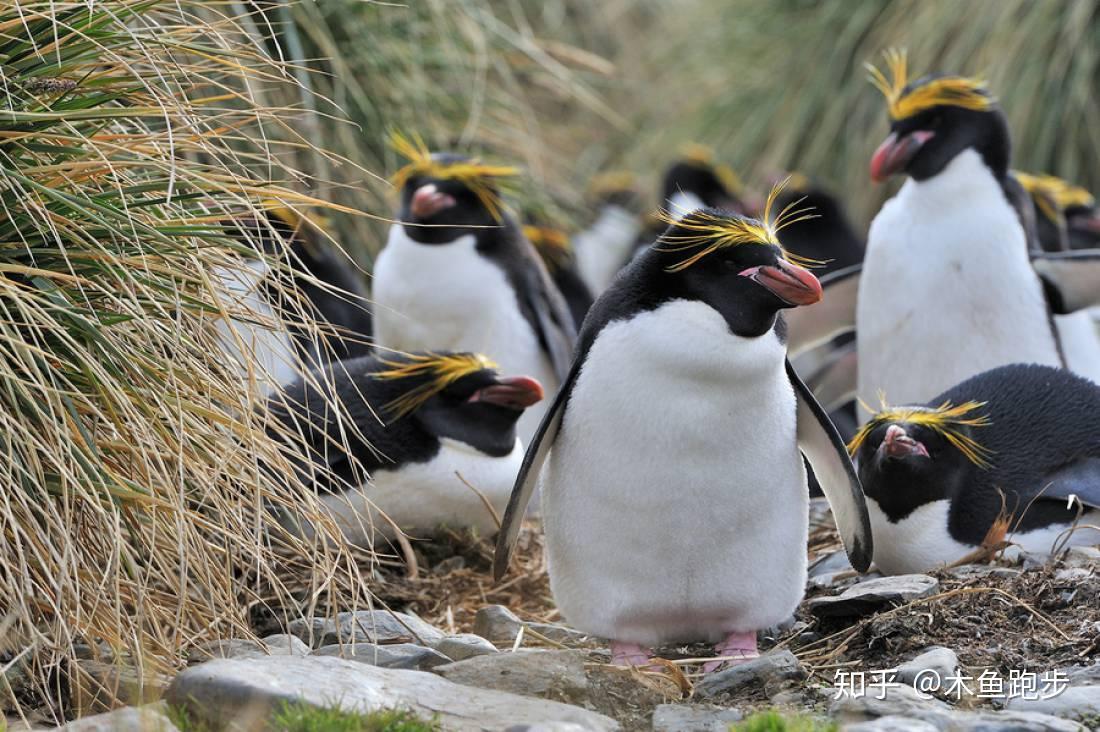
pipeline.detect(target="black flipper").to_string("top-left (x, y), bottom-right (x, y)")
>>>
top-left (787, 359), bottom-right (873, 572)
top-left (1032, 250), bottom-right (1100, 314)
top-left (1038, 457), bottom-right (1100, 511)
top-left (785, 264), bottom-right (861, 357)
top-left (492, 359), bottom-right (582, 580)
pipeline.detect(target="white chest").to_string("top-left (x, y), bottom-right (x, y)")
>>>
top-left (858, 150), bottom-right (1061, 410)
top-left (317, 437), bottom-right (523, 545)
top-left (541, 300), bottom-right (808, 644)
top-left (867, 499), bottom-right (972, 575)
top-left (372, 228), bottom-right (558, 441)
top-left (573, 205), bottom-right (642, 294)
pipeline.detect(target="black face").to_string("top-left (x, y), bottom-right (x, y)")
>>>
top-left (413, 369), bottom-right (542, 456)
top-left (662, 162), bottom-right (742, 213)
top-left (398, 154), bottom-right (500, 244)
top-left (637, 210), bottom-right (823, 338)
top-left (1066, 205), bottom-right (1100, 250)
top-left (855, 421), bottom-right (973, 521)
top-left (871, 88), bottom-right (1010, 183)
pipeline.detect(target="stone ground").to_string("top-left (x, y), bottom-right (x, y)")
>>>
top-left (8, 501), bottom-right (1100, 731)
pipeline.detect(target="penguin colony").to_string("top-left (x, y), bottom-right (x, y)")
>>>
top-left (225, 49), bottom-right (1100, 672)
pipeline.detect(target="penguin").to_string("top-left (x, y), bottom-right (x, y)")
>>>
top-left (522, 222), bottom-right (595, 330)
top-left (772, 174), bottom-right (864, 276)
top-left (267, 351), bottom-right (543, 544)
top-left (784, 50), bottom-right (1100, 411)
top-left (850, 363), bottom-right (1100, 575)
top-left (661, 144), bottom-right (752, 217)
top-left (1012, 172), bottom-right (1100, 385)
top-left (493, 187), bottom-right (873, 672)
top-left (372, 133), bottom-right (576, 445)
top-left (572, 172), bottom-right (645, 295)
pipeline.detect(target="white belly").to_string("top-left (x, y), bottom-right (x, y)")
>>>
top-left (869, 498), bottom-right (1100, 575)
top-left (1056, 312), bottom-right (1100, 385)
top-left (316, 437), bottom-right (522, 546)
top-left (372, 228), bottom-right (558, 443)
top-left (573, 205), bottom-right (642, 294)
top-left (213, 259), bottom-right (299, 397)
top-left (541, 300), bottom-right (808, 645)
top-left (858, 150), bottom-right (1061, 413)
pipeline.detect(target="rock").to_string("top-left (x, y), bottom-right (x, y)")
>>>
top-left (70, 661), bottom-right (171, 714)
top-left (1006, 685), bottom-right (1100, 718)
top-left (313, 642), bottom-right (451, 671)
top-left (896, 647), bottom-right (959, 687)
top-left (809, 549), bottom-right (852, 577)
top-left (650, 703), bottom-right (743, 731)
top-left (52, 704), bottom-right (178, 731)
top-left (286, 616), bottom-right (328, 647)
top-left (809, 574), bottom-right (939, 618)
top-left (473, 605), bottom-right (523, 642)
top-left (844, 717), bottom-right (938, 732)
top-left (760, 616), bottom-right (799, 641)
top-left (525, 622), bottom-right (592, 645)
top-left (433, 649), bottom-right (588, 705)
top-left (503, 725), bottom-right (589, 732)
top-left (190, 639), bottom-right (266, 663)
top-left (167, 656), bottom-right (617, 731)
top-left (948, 564), bottom-right (1022, 580)
top-left (285, 611), bottom-right (446, 650)
top-left (1062, 662), bottom-right (1100, 685)
top-left (1062, 546), bottom-right (1100, 568)
top-left (831, 683), bottom-right (1084, 730)
top-left (695, 650), bottom-right (804, 699)
top-left (1055, 568), bottom-right (1093, 582)
top-left (260, 634), bottom-right (310, 656)
top-left (435, 634), bottom-right (499, 661)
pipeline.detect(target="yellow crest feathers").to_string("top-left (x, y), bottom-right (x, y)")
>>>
top-left (1014, 171), bottom-right (1095, 214)
top-left (388, 131), bottom-right (519, 221)
top-left (848, 399), bottom-right (993, 468)
top-left (655, 178), bottom-right (821, 273)
top-left (373, 352), bottom-right (497, 419)
top-left (588, 171), bottom-right (638, 197)
top-left (866, 48), bottom-right (994, 121)
top-left (523, 225), bottom-right (572, 271)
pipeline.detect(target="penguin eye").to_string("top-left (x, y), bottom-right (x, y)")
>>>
top-left (720, 256), bottom-right (739, 271)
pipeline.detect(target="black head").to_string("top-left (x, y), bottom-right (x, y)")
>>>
top-left (851, 403), bottom-right (992, 521)
top-left (390, 135), bottom-right (519, 244)
top-left (1057, 183), bottom-right (1100, 250)
top-left (868, 52), bottom-right (1008, 183)
top-left (630, 206), bottom-right (823, 338)
top-left (376, 353), bottom-right (543, 457)
top-left (661, 151), bottom-right (747, 214)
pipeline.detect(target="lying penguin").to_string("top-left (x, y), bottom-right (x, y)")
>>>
top-left (268, 351), bottom-right (543, 544)
top-left (851, 363), bottom-right (1100, 575)
top-left (494, 185), bottom-right (872, 671)
top-left (373, 133), bottom-right (575, 446)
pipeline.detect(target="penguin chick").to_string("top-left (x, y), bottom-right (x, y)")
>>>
top-left (372, 133), bottom-right (575, 445)
top-left (852, 363), bottom-right (1100, 575)
top-left (268, 351), bottom-right (543, 545)
top-left (495, 184), bottom-right (872, 673)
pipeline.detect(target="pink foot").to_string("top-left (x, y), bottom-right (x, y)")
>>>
top-left (610, 640), bottom-right (655, 669)
top-left (702, 631), bottom-right (759, 674)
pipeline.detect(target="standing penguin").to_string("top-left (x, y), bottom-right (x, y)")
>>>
top-left (523, 222), bottom-right (595, 330)
top-left (844, 50), bottom-right (1100, 410)
top-left (268, 351), bottom-right (543, 544)
top-left (573, 172), bottom-right (645, 295)
top-left (661, 144), bottom-right (752, 216)
top-left (851, 363), bottom-right (1100, 575)
top-left (494, 187), bottom-right (872, 671)
top-left (772, 174), bottom-right (864, 276)
top-left (372, 134), bottom-right (576, 444)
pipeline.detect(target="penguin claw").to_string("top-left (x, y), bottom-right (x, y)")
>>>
top-left (610, 641), bottom-right (657, 669)
top-left (702, 631), bottom-right (760, 674)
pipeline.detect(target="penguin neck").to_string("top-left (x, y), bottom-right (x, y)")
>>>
top-left (862, 459), bottom-right (958, 523)
top-left (901, 149), bottom-right (1011, 212)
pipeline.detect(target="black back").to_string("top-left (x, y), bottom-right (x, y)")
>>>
top-left (774, 182), bottom-right (864, 276)
top-left (856, 364), bottom-right (1100, 543)
top-left (267, 353), bottom-right (526, 495)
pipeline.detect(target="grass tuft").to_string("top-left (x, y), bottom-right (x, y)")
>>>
top-left (269, 702), bottom-right (439, 732)
top-left (731, 710), bottom-right (838, 732)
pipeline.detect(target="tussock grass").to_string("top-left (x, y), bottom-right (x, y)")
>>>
top-left (626, 0), bottom-right (1100, 223)
top-left (0, 0), bottom-right (370, 721)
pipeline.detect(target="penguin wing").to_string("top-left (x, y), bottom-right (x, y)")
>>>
top-left (1036, 457), bottom-right (1100, 511)
top-left (787, 359), bottom-right (874, 572)
top-left (805, 339), bottom-right (858, 413)
top-left (492, 359), bottom-right (580, 581)
top-left (1032, 250), bottom-right (1100, 314)
top-left (783, 264), bottom-right (861, 357)
top-left (521, 255), bottom-right (578, 382)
